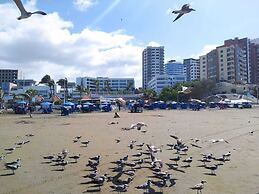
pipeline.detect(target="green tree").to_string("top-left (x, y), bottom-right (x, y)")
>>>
top-left (104, 80), bottom-right (111, 94)
top-left (56, 78), bottom-right (68, 100)
top-left (126, 81), bottom-right (134, 94)
top-left (190, 80), bottom-right (216, 99)
top-left (24, 89), bottom-right (38, 104)
top-left (142, 89), bottom-right (157, 101)
top-left (76, 85), bottom-right (89, 98)
top-left (0, 87), bottom-right (4, 109)
top-left (93, 80), bottom-right (99, 94)
top-left (40, 75), bottom-right (55, 97)
top-left (159, 87), bottom-right (178, 102)
top-left (56, 78), bottom-right (67, 87)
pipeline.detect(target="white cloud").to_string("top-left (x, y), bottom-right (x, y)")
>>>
top-left (147, 41), bottom-right (161, 47)
top-left (0, 2), bottom-right (144, 87)
top-left (73, 0), bottom-right (97, 11)
top-left (190, 44), bottom-right (219, 59)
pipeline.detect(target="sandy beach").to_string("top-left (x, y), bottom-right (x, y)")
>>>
top-left (0, 108), bottom-right (259, 194)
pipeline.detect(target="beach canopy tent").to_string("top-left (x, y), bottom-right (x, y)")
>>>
top-left (128, 100), bottom-right (143, 113)
top-left (189, 99), bottom-right (206, 110)
top-left (217, 100), bottom-right (229, 109)
top-left (209, 102), bottom-right (217, 108)
top-left (167, 101), bottom-right (178, 109)
top-left (62, 102), bottom-right (76, 112)
top-left (61, 106), bottom-right (70, 116)
top-left (100, 102), bottom-right (112, 112)
top-left (152, 101), bottom-right (167, 109)
top-left (40, 102), bottom-right (53, 114)
top-left (81, 102), bottom-right (95, 113)
top-left (13, 101), bottom-right (28, 114)
top-left (180, 102), bottom-right (188, 109)
top-left (230, 99), bottom-right (252, 108)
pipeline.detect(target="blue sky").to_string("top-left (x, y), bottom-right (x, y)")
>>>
top-left (0, 0), bottom-right (259, 86)
top-left (37, 0), bottom-right (259, 58)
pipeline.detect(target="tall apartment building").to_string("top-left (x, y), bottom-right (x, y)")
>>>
top-left (199, 37), bottom-right (252, 84)
top-left (76, 77), bottom-right (135, 94)
top-left (148, 74), bottom-right (186, 94)
top-left (0, 69), bottom-right (19, 84)
top-left (165, 60), bottom-right (186, 78)
top-left (207, 49), bottom-right (218, 81)
top-left (199, 55), bottom-right (207, 80)
top-left (142, 46), bottom-right (164, 89)
top-left (223, 38), bottom-right (249, 83)
top-left (183, 58), bottom-right (200, 81)
top-left (250, 42), bottom-right (259, 84)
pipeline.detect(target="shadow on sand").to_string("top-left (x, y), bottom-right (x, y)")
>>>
top-left (0, 172), bottom-right (15, 176)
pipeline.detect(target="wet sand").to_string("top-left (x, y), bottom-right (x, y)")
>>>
top-left (0, 108), bottom-right (259, 194)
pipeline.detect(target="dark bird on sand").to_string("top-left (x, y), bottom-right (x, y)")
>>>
top-left (170, 155), bottom-right (181, 165)
top-left (135, 180), bottom-right (151, 192)
top-left (5, 164), bottom-right (20, 174)
top-left (110, 184), bottom-right (128, 192)
top-left (69, 154), bottom-right (81, 162)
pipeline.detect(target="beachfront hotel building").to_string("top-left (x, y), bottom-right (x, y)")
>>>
top-left (183, 58), bottom-right (200, 81)
top-left (199, 37), bottom-right (252, 84)
top-left (148, 60), bottom-right (186, 94)
top-left (76, 77), bottom-right (135, 94)
top-left (15, 79), bottom-right (36, 88)
top-left (0, 69), bottom-right (21, 93)
top-left (147, 74), bottom-right (186, 94)
top-left (165, 60), bottom-right (186, 78)
top-left (142, 46), bottom-right (164, 89)
top-left (250, 40), bottom-right (259, 84)
top-left (0, 69), bottom-right (19, 84)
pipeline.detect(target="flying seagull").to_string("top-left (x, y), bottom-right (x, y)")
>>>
top-left (13, 0), bottom-right (47, 20)
top-left (172, 4), bottom-right (195, 22)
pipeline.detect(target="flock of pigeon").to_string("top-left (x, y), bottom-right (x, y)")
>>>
top-left (25, 118), bottom-right (233, 194)
top-left (2, 114), bottom-right (256, 193)
top-left (11, 0), bottom-right (195, 22)
top-left (0, 133), bottom-right (34, 175)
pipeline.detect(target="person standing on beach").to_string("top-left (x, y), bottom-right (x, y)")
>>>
top-left (116, 101), bottom-right (121, 111)
top-left (28, 104), bottom-right (32, 118)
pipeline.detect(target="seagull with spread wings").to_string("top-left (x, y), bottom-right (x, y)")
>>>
top-left (172, 4), bottom-right (195, 22)
top-left (12, 0), bottom-right (47, 20)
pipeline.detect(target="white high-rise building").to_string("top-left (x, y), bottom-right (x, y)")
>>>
top-left (183, 58), bottom-right (200, 81)
top-left (142, 46), bottom-right (164, 89)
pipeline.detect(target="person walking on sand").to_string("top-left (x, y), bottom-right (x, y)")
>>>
top-left (28, 104), bottom-right (32, 118)
top-left (116, 101), bottom-right (121, 111)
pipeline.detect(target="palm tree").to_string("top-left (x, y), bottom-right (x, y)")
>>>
top-left (93, 80), bottom-right (99, 94)
top-left (0, 87), bottom-right (4, 109)
top-left (57, 78), bottom-right (68, 101)
top-left (22, 89), bottom-right (38, 104)
top-left (40, 75), bottom-right (55, 97)
top-left (126, 81), bottom-right (134, 94)
top-left (104, 80), bottom-right (111, 94)
top-left (76, 85), bottom-right (88, 98)
top-left (142, 89), bottom-right (157, 101)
